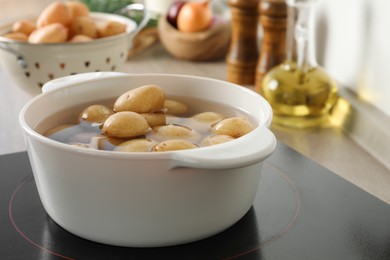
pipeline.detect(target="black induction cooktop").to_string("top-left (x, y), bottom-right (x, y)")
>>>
top-left (1, 142), bottom-right (390, 260)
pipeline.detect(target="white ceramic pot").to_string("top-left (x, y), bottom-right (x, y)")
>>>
top-left (19, 72), bottom-right (276, 247)
top-left (0, 4), bottom-right (147, 96)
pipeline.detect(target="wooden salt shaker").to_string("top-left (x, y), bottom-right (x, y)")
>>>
top-left (226, 0), bottom-right (260, 85)
top-left (255, 0), bottom-right (287, 92)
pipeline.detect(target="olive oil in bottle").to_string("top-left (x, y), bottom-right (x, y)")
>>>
top-left (259, 0), bottom-right (338, 128)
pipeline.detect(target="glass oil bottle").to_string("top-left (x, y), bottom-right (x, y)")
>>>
top-left (259, 0), bottom-right (338, 128)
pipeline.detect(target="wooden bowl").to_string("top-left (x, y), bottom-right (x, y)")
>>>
top-left (158, 16), bottom-right (231, 61)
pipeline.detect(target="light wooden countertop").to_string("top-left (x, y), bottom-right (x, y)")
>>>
top-left (1, 42), bottom-right (389, 205)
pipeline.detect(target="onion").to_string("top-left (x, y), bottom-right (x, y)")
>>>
top-left (177, 1), bottom-right (212, 33)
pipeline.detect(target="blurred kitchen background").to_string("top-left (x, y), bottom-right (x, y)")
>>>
top-left (1, 0), bottom-right (389, 118)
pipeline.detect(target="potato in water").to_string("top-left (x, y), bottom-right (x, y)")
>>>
top-left (97, 136), bottom-right (129, 151)
top-left (44, 84), bottom-right (257, 152)
top-left (211, 117), bottom-right (254, 138)
top-left (192, 112), bottom-right (225, 124)
top-left (151, 124), bottom-right (200, 142)
top-left (80, 104), bottom-right (113, 124)
top-left (164, 100), bottom-right (188, 115)
top-left (114, 85), bottom-right (165, 113)
top-left (102, 111), bottom-right (150, 138)
top-left (140, 113), bottom-right (166, 127)
top-left (201, 134), bottom-right (235, 146)
top-left (115, 138), bottom-right (157, 152)
top-left (152, 139), bottom-right (198, 152)
top-left (188, 111), bottom-right (225, 133)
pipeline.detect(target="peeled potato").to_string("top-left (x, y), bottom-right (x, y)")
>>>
top-left (69, 16), bottom-right (98, 38)
top-left (12, 20), bottom-right (36, 35)
top-left (188, 111), bottom-right (225, 133)
top-left (102, 111), bottom-right (150, 138)
top-left (201, 134), bottom-right (235, 146)
top-left (36, 1), bottom-right (72, 28)
top-left (151, 124), bottom-right (200, 142)
top-left (66, 1), bottom-right (90, 18)
top-left (96, 136), bottom-right (126, 150)
top-left (114, 138), bottom-right (156, 152)
top-left (97, 20), bottom-right (126, 38)
top-left (3, 32), bottom-right (28, 42)
top-left (152, 139), bottom-right (198, 152)
top-left (79, 104), bottom-right (113, 124)
top-left (211, 117), bottom-right (255, 138)
top-left (192, 112), bottom-right (225, 124)
top-left (28, 23), bottom-right (68, 43)
top-left (164, 100), bottom-right (188, 115)
top-left (114, 85), bottom-right (165, 113)
top-left (140, 113), bottom-right (166, 127)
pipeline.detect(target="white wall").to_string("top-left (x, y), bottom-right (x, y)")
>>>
top-left (0, 0), bottom-right (51, 21)
top-left (315, 0), bottom-right (390, 117)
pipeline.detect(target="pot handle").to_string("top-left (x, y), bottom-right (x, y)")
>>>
top-left (171, 126), bottom-right (277, 170)
top-left (41, 71), bottom-right (128, 93)
top-left (0, 41), bottom-right (27, 69)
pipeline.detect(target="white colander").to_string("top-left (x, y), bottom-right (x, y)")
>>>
top-left (0, 4), bottom-right (147, 96)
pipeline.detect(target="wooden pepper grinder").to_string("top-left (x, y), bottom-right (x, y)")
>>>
top-left (255, 0), bottom-right (287, 92)
top-left (226, 0), bottom-right (260, 85)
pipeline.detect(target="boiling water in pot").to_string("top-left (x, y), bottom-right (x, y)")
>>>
top-left (36, 96), bottom-right (257, 152)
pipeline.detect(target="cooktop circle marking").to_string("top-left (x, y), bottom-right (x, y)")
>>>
top-left (8, 175), bottom-right (75, 260)
top-left (223, 162), bottom-right (301, 259)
